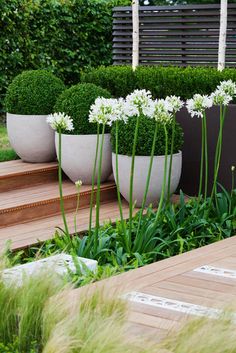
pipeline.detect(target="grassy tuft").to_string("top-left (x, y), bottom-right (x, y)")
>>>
top-left (163, 313), bottom-right (236, 353)
top-left (43, 288), bottom-right (152, 353)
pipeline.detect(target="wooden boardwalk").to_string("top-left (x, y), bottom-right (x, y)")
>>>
top-left (76, 235), bottom-right (236, 341)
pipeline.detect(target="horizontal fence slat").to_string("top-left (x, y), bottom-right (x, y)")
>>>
top-left (113, 23), bottom-right (236, 30)
top-left (113, 43), bottom-right (236, 49)
top-left (113, 49), bottom-right (236, 55)
top-left (113, 17), bottom-right (236, 24)
top-left (113, 4), bottom-right (236, 11)
top-left (113, 55), bottom-right (236, 62)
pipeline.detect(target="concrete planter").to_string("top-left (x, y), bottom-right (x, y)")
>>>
top-left (7, 113), bottom-right (56, 163)
top-left (55, 133), bottom-right (112, 184)
top-left (112, 152), bottom-right (182, 207)
top-left (176, 104), bottom-right (236, 195)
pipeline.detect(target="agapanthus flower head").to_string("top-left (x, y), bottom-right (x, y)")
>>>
top-left (217, 80), bottom-right (236, 98)
top-left (47, 112), bottom-right (74, 131)
top-left (109, 98), bottom-right (128, 124)
top-left (210, 89), bottom-right (233, 106)
top-left (75, 180), bottom-right (82, 191)
top-left (124, 89), bottom-right (154, 118)
top-left (75, 180), bottom-right (82, 188)
top-left (186, 94), bottom-right (213, 118)
top-left (89, 97), bottom-right (121, 126)
top-left (153, 99), bottom-right (173, 123)
top-left (165, 95), bottom-right (184, 113)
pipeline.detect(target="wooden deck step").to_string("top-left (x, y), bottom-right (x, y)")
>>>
top-left (0, 180), bottom-right (116, 228)
top-left (0, 160), bottom-right (58, 192)
top-left (0, 200), bottom-right (129, 251)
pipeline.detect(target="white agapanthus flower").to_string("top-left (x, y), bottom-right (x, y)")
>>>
top-left (217, 80), bottom-right (236, 98)
top-left (165, 95), bottom-right (184, 113)
top-left (89, 97), bottom-right (120, 126)
top-left (109, 98), bottom-right (128, 124)
top-left (152, 99), bottom-right (173, 123)
top-left (47, 112), bottom-right (74, 131)
top-left (210, 88), bottom-right (233, 106)
top-left (124, 89), bottom-right (154, 118)
top-left (186, 94), bottom-right (213, 118)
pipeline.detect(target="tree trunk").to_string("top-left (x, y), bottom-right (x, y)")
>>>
top-left (132, 0), bottom-right (139, 71)
top-left (218, 0), bottom-right (228, 71)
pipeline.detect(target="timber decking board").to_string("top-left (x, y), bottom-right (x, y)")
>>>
top-left (0, 160), bottom-right (58, 176)
top-left (0, 160), bottom-right (59, 192)
top-left (0, 200), bottom-right (130, 251)
top-left (0, 180), bottom-right (116, 227)
top-left (74, 235), bottom-right (236, 342)
top-left (0, 180), bottom-right (114, 209)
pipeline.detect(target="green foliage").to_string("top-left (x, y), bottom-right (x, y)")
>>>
top-left (0, 0), bottom-right (130, 113)
top-left (81, 66), bottom-right (236, 102)
top-left (21, 188), bottom-right (236, 270)
top-left (0, 150), bottom-right (18, 163)
top-left (4, 70), bottom-right (65, 115)
top-left (111, 116), bottom-right (184, 156)
top-left (0, 337), bottom-right (37, 353)
top-left (54, 83), bottom-right (111, 134)
top-left (0, 122), bottom-right (18, 162)
top-left (81, 66), bottom-right (136, 97)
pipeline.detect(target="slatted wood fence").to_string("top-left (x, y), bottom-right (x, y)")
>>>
top-left (112, 4), bottom-right (236, 66)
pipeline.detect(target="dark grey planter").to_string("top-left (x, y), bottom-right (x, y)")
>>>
top-left (176, 104), bottom-right (236, 196)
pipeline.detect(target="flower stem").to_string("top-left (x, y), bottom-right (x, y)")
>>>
top-left (230, 168), bottom-right (235, 214)
top-left (167, 115), bottom-right (176, 203)
top-left (155, 124), bottom-right (168, 223)
top-left (203, 111), bottom-right (208, 200)
top-left (210, 105), bottom-right (226, 201)
top-left (198, 117), bottom-right (205, 200)
top-left (58, 128), bottom-right (69, 235)
top-left (137, 120), bottom-right (158, 234)
top-left (74, 185), bottom-right (81, 234)
top-left (89, 123), bottom-right (100, 237)
top-left (128, 115), bottom-right (140, 249)
top-left (115, 121), bottom-right (127, 243)
top-left (94, 123), bottom-right (105, 253)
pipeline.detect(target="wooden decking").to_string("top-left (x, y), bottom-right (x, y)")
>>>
top-left (76, 234), bottom-right (236, 342)
top-left (0, 160), bottom-right (124, 251)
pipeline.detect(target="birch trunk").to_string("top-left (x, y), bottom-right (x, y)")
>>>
top-left (218, 0), bottom-right (228, 71)
top-left (132, 0), bottom-right (139, 71)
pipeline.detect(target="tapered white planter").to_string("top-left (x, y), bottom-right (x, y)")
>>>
top-left (7, 113), bottom-right (56, 163)
top-left (112, 152), bottom-right (182, 207)
top-left (55, 133), bottom-right (112, 184)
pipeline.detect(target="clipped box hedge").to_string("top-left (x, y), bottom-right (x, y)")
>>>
top-left (81, 66), bottom-right (236, 102)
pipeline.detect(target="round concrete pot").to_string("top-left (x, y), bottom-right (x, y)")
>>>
top-left (55, 133), bottom-right (112, 184)
top-left (7, 113), bottom-right (56, 163)
top-left (112, 151), bottom-right (182, 207)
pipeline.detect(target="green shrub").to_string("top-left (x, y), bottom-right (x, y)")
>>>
top-left (0, 337), bottom-right (37, 353)
top-left (111, 116), bottom-right (184, 156)
top-left (81, 66), bottom-right (135, 97)
top-left (81, 66), bottom-right (236, 102)
top-left (0, 0), bottom-right (130, 112)
top-left (4, 70), bottom-right (65, 115)
top-left (54, 83), bottom-right (111, 135)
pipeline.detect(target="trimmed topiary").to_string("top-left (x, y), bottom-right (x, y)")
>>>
top-left (4, 70), bottom-right (65, 115)
top-left (111, 115), bottom-right (184, 156)
top-left (54, 83), bottom-right (112, 135)
top-left (81, 66), bottom-right (236, 103)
